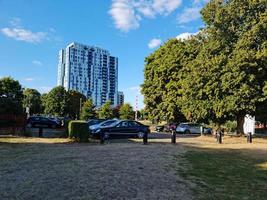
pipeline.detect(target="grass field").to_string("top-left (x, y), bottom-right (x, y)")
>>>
top-left (1, 135), bottom-right (267, 200)
top-left (176, 135), bottom-right (267, 200)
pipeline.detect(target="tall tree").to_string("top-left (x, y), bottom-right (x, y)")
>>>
top-left (98, 101), bottom-right (114, 119)
top-left (68, 90), bottom-right (86, 119)
top-left (23, 88), bottom-right (42, 115)
top-left (201, 0), bottom-right (267, 133)
top-left (141, 39), bottom-right (188, 123)
top-left (119, 103), bottom-right (134, 120)
top-left (80, 99), bottom-right (96, 120)
top-left (44, 86), bottom-right (69, 117)
top-left (40, 93), bottom-right (48, 114)
top-left (0, 77), bottom-right (23, 114)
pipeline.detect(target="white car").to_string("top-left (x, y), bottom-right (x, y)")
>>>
top-left (176, 123), bottom-right (212, 134)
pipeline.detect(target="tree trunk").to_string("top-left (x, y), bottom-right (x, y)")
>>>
top-left (236, 114), bottom-right (245, 135)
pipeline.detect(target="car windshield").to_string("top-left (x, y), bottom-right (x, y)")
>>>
top-left (100, 120), bottom-right (117, 126)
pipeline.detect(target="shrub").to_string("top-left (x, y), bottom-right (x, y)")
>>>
top-left (68, 120), bottom-right (88, 142)
top-left (223, 120), bottom-right (237, 134)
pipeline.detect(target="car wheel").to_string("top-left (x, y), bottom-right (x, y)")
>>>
top-left (184, 130), bottom-right (190, 134)
top-left (51, 124), bottom-right (56, 129)
top-left (138, 132), bottom-right (144, 139)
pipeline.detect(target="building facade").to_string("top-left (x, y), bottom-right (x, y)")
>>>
top-left (57, 42), bottom-right (118, 107)
top-left (117, 91), bottom-right (124, 106)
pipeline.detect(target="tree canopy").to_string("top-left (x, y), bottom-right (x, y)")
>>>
top-left (68, 90), bottom-right (86, 119)
top-left (80, 99), bottom-right (96, 120)
top-left (0, 77), bottom-right (23, 114)
top-left (119, 103), bottom-right (134, 120)
top-left (142, 0), bottom-right (267, 134)
top-left (44, 86), bottom-right (69, 117)
top-left (23, 88), bottom-right (42, 115)
top-left (98, 101), bottom-right (114, 119)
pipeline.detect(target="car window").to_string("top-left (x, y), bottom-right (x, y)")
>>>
top-left (102, 120), bottom-right (116, 126)
top-left (41, 117), bottom-right (49, 122)
top-left (128, 121), bottom-right (139, 127)
top-left (117, 121), bottom-right (128, 127)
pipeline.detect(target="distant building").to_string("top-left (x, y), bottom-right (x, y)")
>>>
top-left (57, 42), bottom-right (118, 107)
top-left (117, 91), bottom-right (124, 105)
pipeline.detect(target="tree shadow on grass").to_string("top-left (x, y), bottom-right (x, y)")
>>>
top-left (174, 143), bottom-right (267, 200)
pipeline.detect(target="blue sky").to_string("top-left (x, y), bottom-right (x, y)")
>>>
top-left (0, 0), bottom-right (208, 109)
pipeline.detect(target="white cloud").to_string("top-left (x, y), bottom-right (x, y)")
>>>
top-left (177, 7), bottom-right (201, 24)
top-left (152, 0), bottom-right (182, 15)
top-left (176, 31), bottom-right (198, 40)
top-left (1, 27), bottom-right (47, 43)
top-left (192, 0), bottom-right (209, 5)
top-left (32, 60), bottom-right (43, 66)
top-left (148, 38), bottom-right (162, 49)
top-left (10, 17), bottom-right (22, 27)
top-left (25, 78), bottom-right (35, 81)
top-left (109, 0), bottom-right (182, 32)
top-left (38, 86), bottom-right (52, 94)
top-left (108, 0), bottom-right (140, 32)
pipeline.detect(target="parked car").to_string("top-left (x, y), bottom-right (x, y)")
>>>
top-left (155, 125), bottom-right (164, 132)
top-left (164, 123), bottom-right (178, 132)
top-left (27, 116), bottom-right (62, 128)
top-left (89, 119), bottom-right (119, 131)
top-left (176, 123), bottom-right (212, 134)
top-left (48, 117), bottom-right (63, 126)
top-left (87, 119), bottom-right (106, 127)
top-left (90, 120), bottom-right (150, 138)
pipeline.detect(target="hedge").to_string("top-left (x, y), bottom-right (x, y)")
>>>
top-left (68, 120), bottom-right (88, 142)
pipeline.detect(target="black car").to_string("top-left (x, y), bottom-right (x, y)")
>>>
top-left (27, 116), bottom-right (62, 128)
top-left (90, 120), bottom-right (150, 138)
top-left (87, 119), bottom-right (106, 126)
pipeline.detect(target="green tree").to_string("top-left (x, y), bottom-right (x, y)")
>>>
top-left (201, 0), bottom-right (267, 133)
top-left (98, 101), bottom-right (114, 119)
top-left (119, 103), bottom-right (134, 120)
top-left (141, 39), bottom-right (188, 123)
top-left (0, 77), bottom-right (23, 114)
top-left (23, 88), bottom-right (42, 115)
top-left (40, 93), bottom-right (48, 114)
top-left (80, 99), bottom-right (96, 120)
top-left (44, 86), bottom-right (69, 116)
top-left (68, 90), bottom-right (86, 119)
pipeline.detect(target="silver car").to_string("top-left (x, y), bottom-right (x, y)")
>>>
top-left (176, 123), bottom-right (212, 134)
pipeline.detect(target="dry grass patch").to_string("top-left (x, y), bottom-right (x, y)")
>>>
top-left (0, 136), bottom-right (192, 200)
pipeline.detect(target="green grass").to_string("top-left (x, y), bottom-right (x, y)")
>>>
top-left (177, 149), bottom-right (267, 200)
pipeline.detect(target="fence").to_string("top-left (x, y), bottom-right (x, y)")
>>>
top-left (0, 114), bottom-right (27, 135)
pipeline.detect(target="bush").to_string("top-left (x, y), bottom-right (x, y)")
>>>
top-left (68, 120), bottom-right (88, 142)
top-left (223, 120), bottom-right (237, 134)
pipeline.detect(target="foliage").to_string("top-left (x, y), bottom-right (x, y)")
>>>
top-left (68, 90), bottom-right (86, 119)
top-left (119, 103), bottom-right (134, 120)
top-left (139, 109), bottom-right (149, 120)
top-left (142, 0), bottom-right (267, 134)
top-left (80, 99), bottom-right (96, 120)
top-left (68, 120), bottom-right (88, 142)
top-left (44, 86), bottom-right (69, 117)
top-left (98, 101), bottom-right (114, 119)
top-left (23, 88), bottom-right (42, 114)
top-left (141, 39), bottom-right (188, 122)
top-left (40, 93), bottom-right (48, 114)
top-left (112, 106), bottom-right (121, 119)
top-left (0, 77), bottom-right (23, 114)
